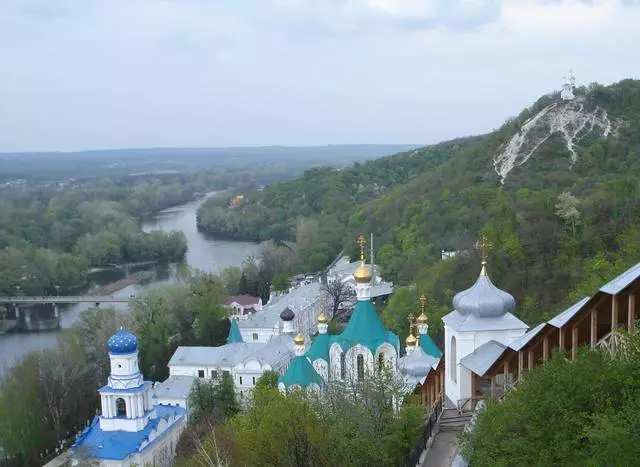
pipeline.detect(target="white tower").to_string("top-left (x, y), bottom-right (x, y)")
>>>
top-left (561, 69), bottom-right (576, 101)
top-left (99, 328), bottom-right (154, 432)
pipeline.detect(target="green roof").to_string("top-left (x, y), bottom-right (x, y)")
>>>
top-left (306, 332), bottom-right (330, 362)
top-left (226, 319), bottom-right (243, 344)
top-left (419, 333), bottom-right (442, 358)
top-left (279, 356), bottom-right (324, 388)
top-left (333, 299), bottom-right (398, 353)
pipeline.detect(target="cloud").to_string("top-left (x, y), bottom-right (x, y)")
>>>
top-left (0, 0), bottom-right (638, 152)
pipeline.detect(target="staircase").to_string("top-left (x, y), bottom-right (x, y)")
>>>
top-left (438, 409), bottom-right (473, 433)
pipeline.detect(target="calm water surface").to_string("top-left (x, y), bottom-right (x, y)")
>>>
top-left (0, 194), bottom-right (260, 373)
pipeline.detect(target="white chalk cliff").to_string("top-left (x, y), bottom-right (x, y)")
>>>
top-left (494, 97), bottom-right (619, 183)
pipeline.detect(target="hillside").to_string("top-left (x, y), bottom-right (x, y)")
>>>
top-left (198, 78), bottom-right (640, 333)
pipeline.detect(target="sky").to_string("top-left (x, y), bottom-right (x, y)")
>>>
top-left (1, 0), bottom-right (639, 152)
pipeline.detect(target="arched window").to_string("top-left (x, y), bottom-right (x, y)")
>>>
top-left (357, 354), bottom-right (365, 381)
top-left (116, 397), bottom-right (127, 417)
top-left (378, 353), bottom-right (385, 372)
top-left (340, 352), bottom-right (346, 380)
top-left (450, 336), bottom-right (457, 383)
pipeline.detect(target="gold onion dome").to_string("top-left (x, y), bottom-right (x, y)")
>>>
top-left (406, 333), bottom-right (417, 346)
top-left (294, 333), bottom-right (305, 346)
top-left (354, 261), bottom-right (372, 283)
top-left (416, 313), bottom-right (428, 325)
top-left (317, 311), bottom-right (328, 324)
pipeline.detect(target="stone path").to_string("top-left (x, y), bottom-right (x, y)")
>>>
top-left (421, 431), bottom-right (458, 467)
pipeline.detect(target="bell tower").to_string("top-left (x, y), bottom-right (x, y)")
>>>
top-left (99, 328), bottom-right (154, 432)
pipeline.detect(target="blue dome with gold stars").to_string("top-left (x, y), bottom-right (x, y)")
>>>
top-left (107, 328), bottom-right (138, 354)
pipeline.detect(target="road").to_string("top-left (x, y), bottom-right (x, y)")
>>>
top-left (0, 296), bottom-right (131, 304)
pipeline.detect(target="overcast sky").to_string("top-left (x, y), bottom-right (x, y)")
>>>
top-left (1, 0), bottom-right (638, 152)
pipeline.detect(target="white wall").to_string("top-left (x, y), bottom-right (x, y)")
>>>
top-left (239, 327), bottom-right (278, 343)
top-left (444, 325), bottom-right (527, 404)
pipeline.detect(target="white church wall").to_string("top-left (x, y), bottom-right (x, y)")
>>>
top-left (473, 328), bottom-right (526, 350)
top-left (239, 327), bottom-right (278, 343)
top-left (445, 325), bottom-right (528, 403)
top-left (444, 326), bottom-right (475, 403)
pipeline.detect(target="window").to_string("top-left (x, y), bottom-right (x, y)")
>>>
top-left (450, 336), bottom-right (457, 383)
top-left (116, 397), bottom-right (127, 417)
top-left (198, 370), bottom-right (205, 378)
top-left (176, 403), bottom-right (180, 407)
top-left (340, 352), bottom-right (346, 380)
top-left (239, 376), bottom-right (243, 385)
top-left (253, 333), bottom-right (259, 341)
top-left (211, 370), bottom-right (218, 379)
top-left (223, 370), bottom-right (230, 378)
top-left (357, 354), bottom-right (365, 382)
top-left (252, 377), bottom-right (256, 385)
top-left (378, 353), bottom-right (385, 372)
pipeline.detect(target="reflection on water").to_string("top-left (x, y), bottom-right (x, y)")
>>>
top-left (0, 194), bottom-right (260, 373)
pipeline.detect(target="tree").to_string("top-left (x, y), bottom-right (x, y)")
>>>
top-left (229, 388), bottom-right (326, 466)
top-left (189, 274), bottom-right (230, 347)
top-left (75, 306), bottom-right (135, 381)
top-left (188, 374), bottom-right (239, 428)
top-left (271, 273), bottom-right (290, 293)
top-left (460, 333), bottom-right (640, 466)
top-left (555, 191), bottom-right (581, 237)
top-left (321, 279), bottom-right (356, 320)
top-left (0, 354), bottom-right (50, 464)
top-left (254, 370), bottom-right (279, 390)
top-left (219, 266), bottom-right (242, 295)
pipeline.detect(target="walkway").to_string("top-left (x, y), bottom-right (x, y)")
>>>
top-left (421, 431), bottom-right (458, 467)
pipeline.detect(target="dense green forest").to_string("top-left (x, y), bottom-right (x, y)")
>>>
top-left (197, 79), bottom-right (640, 334)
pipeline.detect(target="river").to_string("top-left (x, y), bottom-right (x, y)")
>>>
top-left (0, 194), bottom-right (260, 373)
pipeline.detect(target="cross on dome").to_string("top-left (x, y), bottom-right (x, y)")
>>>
top-left (357, 234), bottom-right (367, 261)
top-left (353, 234), bottom-right (372, 284)
top-left (416, 295), bottom-right (428, 325)
top-left (474, 235), bottom-right (494, 276)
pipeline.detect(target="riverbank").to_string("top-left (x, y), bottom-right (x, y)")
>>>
top-left (88, 260), bottom-right (158, 274)
top-left (0, 194), bottom-right (261, 372)
top-left (89, 270), bottom-right (155, 296)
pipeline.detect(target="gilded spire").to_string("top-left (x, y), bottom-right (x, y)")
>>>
top-left (406, 313), bottom-right (417, 346)
top-left (317, 301), bottom-right (328, 324)
top-left (357, 234), bottom-right (367, 261)
top-left (416, 295), bottom-right (428, 325)
top-left (474, 235), bottom-right (493, 276)
top-left (353, 234), bottom-right (372, 283)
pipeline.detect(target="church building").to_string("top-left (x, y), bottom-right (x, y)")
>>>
top-left (278, 236), bottom-right (401, 391)
top-left (71, 329), bottom-right (186, 466)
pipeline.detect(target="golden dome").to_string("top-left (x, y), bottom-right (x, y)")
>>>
top-left (354, 261), bottom-right (372, 283)
top-left (405, 333), bottom-right (417, 347)
top-left (416, 313), bottom-right (428, 325)
top-left (317, 311), bottom-right (328, 324)
top-left (294, 333), bottom-right (305, 346)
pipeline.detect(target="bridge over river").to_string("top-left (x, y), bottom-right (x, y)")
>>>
top-left (0, 296), bottom-right (132, 304)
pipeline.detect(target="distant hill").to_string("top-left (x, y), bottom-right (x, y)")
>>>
top-left (0, 144), bottom-right (420, 181)
top-left (197, 78), bottom-right (640, 330)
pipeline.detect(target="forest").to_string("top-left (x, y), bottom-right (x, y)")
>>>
top-left (196, 79), bottom-right (640, 340)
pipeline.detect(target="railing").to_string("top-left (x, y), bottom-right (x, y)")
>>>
top-left (456, 396), bottom-right (485, 414)
top-left (405, 398), bottom-right (443, 467)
